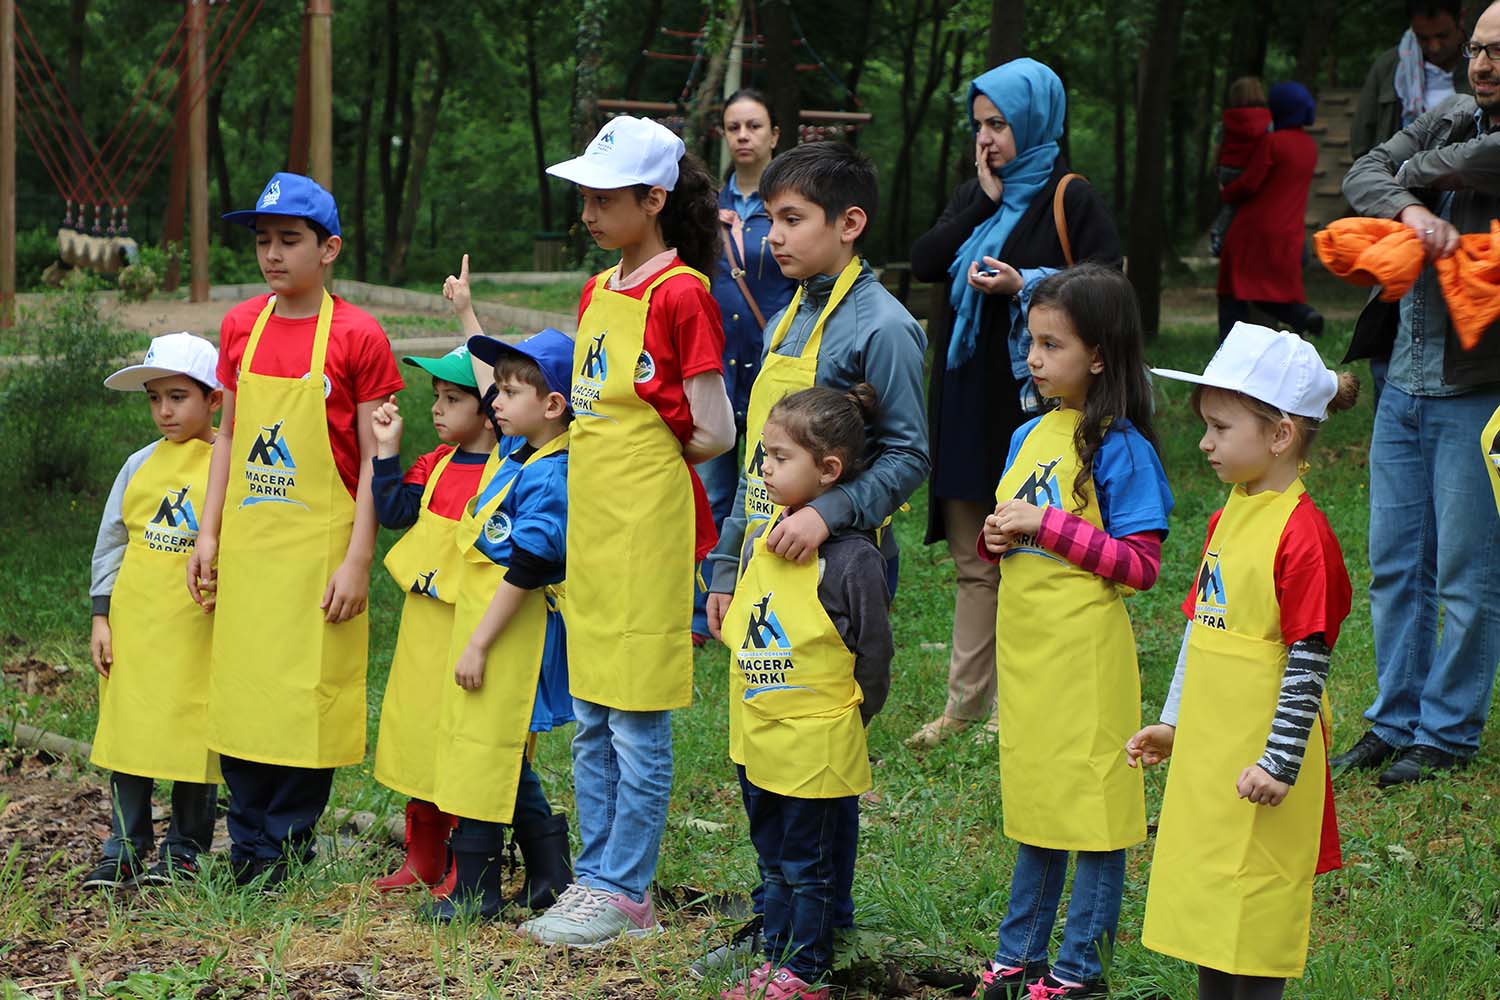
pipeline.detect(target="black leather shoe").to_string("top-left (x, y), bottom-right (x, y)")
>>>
top-left (1377, 744), bottom-right (1468, 788)
top-left (1330, 730), bottom-right (1398, 773)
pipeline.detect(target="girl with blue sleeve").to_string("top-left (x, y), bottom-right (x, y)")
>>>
top-left (974, 265), bottom-right (1173, 999)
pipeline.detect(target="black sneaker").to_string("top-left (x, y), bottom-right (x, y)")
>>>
top-left (1330, 730), bottom-right (1399, 774)
top-left (687, 914), bottom-right (765, 980)
top-left (1377, 744), bottom-right (1468, 788)
top-left (1026, 973), bottom-right (1107, 998)
top-left (973, 960), bottom-right (1051, 999)
top-left (139, 854), bottom-right (200, 886)
top-left (231, 856), bottom-right (264, 887)
top-left (81, 856), bottom-right (142, 890)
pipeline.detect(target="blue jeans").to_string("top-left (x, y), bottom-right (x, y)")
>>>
top-left (103, 772), bottom-right (217, 863)
top-left (740, 767), bottom-right (854, 982)
top-left (220, 756), bottom-right (334, 864)
top-left (1364, 384), bottom-right (1500, 756)
top-left (571, 698), bottom-right (673, 902)
top-left (994, 844), bottom-right (1125, 984)
top-left (694, 442), bottom-right (744, 636)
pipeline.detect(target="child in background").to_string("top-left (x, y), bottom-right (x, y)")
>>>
top-left (1209, 77), bottom-right (1271, 258)
top-left (188, 173), bottom-right (404, 886)
top-left (428, 328), bottom-right (576, 922)
top-left (521, 116), bottom-right (734, 947)
top-left (976, 264), bottom-right (1173, 999)
top-left (1130, 323), bottom-right (1355, 1000)
top-left (84, 333), bottom-right (224, 889)
top-left (719, 385), bottom-right (893, 1000)
top-left (366, 344), bottom-right (496, 892)
top-left (698, 141), bottom-right (928, 978)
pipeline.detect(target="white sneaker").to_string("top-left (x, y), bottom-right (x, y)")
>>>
top-left (523, 885), bottom-right (663, 948)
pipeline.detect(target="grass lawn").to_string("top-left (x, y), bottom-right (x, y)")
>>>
top-left (467, 281), bottom-right (587, 316)
top-left (1, 316), bottom-right (1498, 998)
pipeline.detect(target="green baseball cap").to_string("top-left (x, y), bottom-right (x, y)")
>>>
top-left (402, 343), bottom-right (477, 389)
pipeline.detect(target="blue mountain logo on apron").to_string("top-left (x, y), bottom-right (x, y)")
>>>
top-left (410, 569), bottom-right (440, 599)
top-left (573, 332), bottom-right (608, 417)
top-left (144, 485), bottom-right (199, 553)
top-left (738, 591), bottom-right (811, 697)
top-left (744, 439), bottom-right (773, 522)
top-left (1194, 551), bottom-right (1228, 630)
top-left (1013, 457), bottom-right (1062, 509)
top-left (581, 333), bottom-right (608, 381)
top-left (241, 419), bottom-right (306, 508)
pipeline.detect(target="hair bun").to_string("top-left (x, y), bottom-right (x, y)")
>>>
top-left (1325, 370), bottom-right (1360, 414)
top-left (845, 382), bottom-right (880, 421)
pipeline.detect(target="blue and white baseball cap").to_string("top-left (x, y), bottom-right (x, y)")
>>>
top-left (223, 172), bottom-right (342, 237)
top-left (105, 331), bottom-right (221, 392)
top-left (468, 328), bottom-right (575, 401)
top-left (546, 116), bottom-right (685, 191)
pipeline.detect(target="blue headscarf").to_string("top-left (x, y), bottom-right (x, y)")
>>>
top-left (1268, 82), bottom-right (1316, 130)
top-left (946, 58), bottom-right (1065, 370)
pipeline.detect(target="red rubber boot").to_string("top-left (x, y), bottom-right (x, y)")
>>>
top-left (374, 800), bottom-right (451, 891)
top-left (429, 814), bottom-right (460, 898)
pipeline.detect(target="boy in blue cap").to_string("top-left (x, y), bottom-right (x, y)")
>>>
top-left (366, 343), bottom-right (496, 893)
top-left (187, 172), bottom-right (403, 885)
top-left (428, 328), bottom-right (576, 921)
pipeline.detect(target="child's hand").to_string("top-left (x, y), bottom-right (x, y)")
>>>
top-left (982, 504), bottom-right (1013, 555)
top-left (90, 615), bottom-right (113, 678)
top-left (372, 395), bottom-right (402, 457)
top-left (322, 558), bottom-right (369, 623)
top-left (187, 534), bottom-right (218, 613)
top-left (443, 254), bottom-right (472, 315)
top-left (994, 499), bottom-right (1043, 539)
top-left (454, 644), bottom-right (486, 690)
top-left (706, 592), bottom-right (732, 642)
top-left (1126, 723), bottom-right (1175, 767)
top-left (766, 507), bottom-right (831, 564)
top-left (1236, 764), bottom-right (1289, 806)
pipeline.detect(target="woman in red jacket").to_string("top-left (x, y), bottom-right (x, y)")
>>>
top-left (1217, 81), bottom-right (1323, 342)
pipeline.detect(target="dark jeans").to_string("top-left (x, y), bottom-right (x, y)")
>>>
top-left (1198, 967), bottom-right (1287, 1000)
top-left (741, 768), bottom-right (857, 930)
top-left (102, 771), bottom-right (217, 863)
top-left (452, 757), bottom-right (552, 848)
top-left (219, 755), bottom-right (334, 864)
top-left (740, 766), bottom-right (857, 982)
top-left (1217, 296), bottom-right (1320, 341)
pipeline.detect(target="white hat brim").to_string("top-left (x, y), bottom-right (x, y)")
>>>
top-left (546, 156), bottom-right (635, 190)
top-left (103, 365), bottom-right (216, 392)
top-left (1147, 366), bottom-right (1241, 393)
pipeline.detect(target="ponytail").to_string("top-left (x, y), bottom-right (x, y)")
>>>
top-left (635, 153), bottom-right (721, 276)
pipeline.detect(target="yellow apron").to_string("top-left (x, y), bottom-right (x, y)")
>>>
top-left (374, 449), bottom-right (471, 801)
top-left (721, 517), bottom-right (870, 798)
top-left (92, 437), bottom-right (222, 784)
top-left (993, 408), bottom-right (1145, 851)
top-left (1143, 481), bottom-right (1329, 979)
top-left (208, 291), bottom-right (369, 768)
top-left (565, 266), bottom-right (705, 711)
top-left (432, 434), bottom-right (567, 823)
top-left (1484, 404), bottom-right (1500, 512)
top-left (740, 256), bottom-right (862, 526)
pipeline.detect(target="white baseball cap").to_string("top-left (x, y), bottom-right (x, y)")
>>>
top-left (1151, 322), bottom-right (1339, 420)
top-left (104, 331), bottom-right (221, 392)
top-left (546, 116), bottom-right (685, 191)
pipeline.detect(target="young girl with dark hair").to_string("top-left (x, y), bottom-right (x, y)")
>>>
top-left (974, 264), bottom-right (1174, 999)
top-left (720, 384), bottom-right (893, 1000)
top-left (521, 115), bottom-right (735, 948)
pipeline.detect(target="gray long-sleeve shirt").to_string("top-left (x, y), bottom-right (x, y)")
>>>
top-left (90, 440), bottom-right (163, 616)
top-left (707, 261), bottom-right (929, 594)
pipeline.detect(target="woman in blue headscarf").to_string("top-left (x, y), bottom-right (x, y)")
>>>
top-left (908, 58), bottom-right (1122, 750)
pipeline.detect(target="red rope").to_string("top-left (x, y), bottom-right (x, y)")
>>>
top-left (93, 22), bottom-right (194, 197)
top-left (91, 13), bottom-right (189, 168)
top-left (13, 23), bottom-right (109, 203)
top-left (16, 92), bottom-right (78, 205)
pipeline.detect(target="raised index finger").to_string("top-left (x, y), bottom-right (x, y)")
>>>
top-left (459, 253), bottom-right (470, 280)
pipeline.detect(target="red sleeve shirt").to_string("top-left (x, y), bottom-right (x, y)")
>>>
top-left (1179, 495), bottom-right (1352, 647)
top-left (217, 294), bottom-right (404, 497)
top-left (402, 445), bottom-right (491, 522)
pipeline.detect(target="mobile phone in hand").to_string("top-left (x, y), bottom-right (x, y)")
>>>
top-left (976, 267), bottom-right (999, 278)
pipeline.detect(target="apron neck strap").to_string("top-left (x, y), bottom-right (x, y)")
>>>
top-left (769, 255), bottom-right (862, 355)
top-left (418, 447), bottom-right (459, 508)
top-left (243, 290), bottom-right (336, 377)
top-left (642, 264), bottom-right (709, 303)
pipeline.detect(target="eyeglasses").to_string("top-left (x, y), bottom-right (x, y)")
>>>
top-left (1462, 40), bottom-right (1500, 61)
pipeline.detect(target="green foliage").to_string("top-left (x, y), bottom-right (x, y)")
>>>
top-left (15, 223), bottom-right (61, 292)
top-left (0, 288), bottom-right (140, 493)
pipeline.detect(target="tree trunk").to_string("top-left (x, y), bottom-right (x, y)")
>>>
top-left (353, 69), bottom-right (374, 281)
top-left (389, 30), bottom-right (450, 287)
top-left (377, 0), bottom-right (401, 278)
top-left (573, 0), bottom-right (607, 152)
top-left (524, 8), bottom-right (553, 234)
top-left (1228, 4), bottom-right (1270, 80)
top-left (287, 13), bottom-right (311, 174)
top-left (934, 29), bottom-right (969, 213)
top-left (761, 0), bottom-right (800, 155)
top-left (383, 51), bottom-right (416, 283)
top-left (1111, 22), bottom-right (1128, 217)
top-left (622, 0), bottom-right (665, 101)
top-left (66, 0), bottom-right (88, 112)
top-left (844, 0), bottom-right (877, 105)
top-left (1293, 0), bottom-right (1339, 88)
top-left (1126, 0), bottom-right (1186, 336)
top-left (1194, 54), bottom-right (1222, 232)
top-left (686, 1), bottom-right (744, 156)
top-left (987, 0), bottom-right (1024, 68)
top-left (888, 0), bottom-right (952, 258)
top-left (1170, 85), bottom-right (1188, 231)
top-left (206, 81), bottom-right (235, 246)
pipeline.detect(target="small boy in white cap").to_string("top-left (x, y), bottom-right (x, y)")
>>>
top-left (1127, 322), bottom-right (1358, 999)
top-left (84, 332), bottom-right (224, 889)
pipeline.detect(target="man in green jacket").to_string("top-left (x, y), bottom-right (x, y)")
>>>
top-left (1351, 0), bottom-right (1469, 159)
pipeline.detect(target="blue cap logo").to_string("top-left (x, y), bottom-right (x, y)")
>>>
top-left (260, 179), bottom-right (281, 209)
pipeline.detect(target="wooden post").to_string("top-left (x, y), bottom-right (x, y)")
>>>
top-left (162, 73), bottom-right (188, 292)
top-left (287, 19), bottom-right (310, 173)
top-left (307, 0), bottom-right (332, 189)
top-left (1, 0), bottom-right (14, 328)
top-left (187, 0), bottom-right (208, 302)
top-left (718, 10), bottom-right (745, 177)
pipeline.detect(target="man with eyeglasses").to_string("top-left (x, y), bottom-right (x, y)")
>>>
top-left (1351, 0), bottom-right (1469, 161)
top-left (1335, 0), bottom-right (1500, 788)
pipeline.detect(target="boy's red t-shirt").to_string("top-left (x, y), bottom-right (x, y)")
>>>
top-left (576, 258), bottom-right (726, 558)
top-left (403, 445), bottom-right (490, 521)
top-left (218, 294), bottom-right (404, 497)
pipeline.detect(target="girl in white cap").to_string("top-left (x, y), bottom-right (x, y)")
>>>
top-left (522, 116), bottom-right (735, 946)
top-left (1129, 321), bottom-right (1359, 1000)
